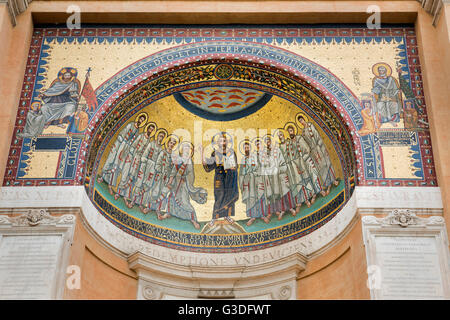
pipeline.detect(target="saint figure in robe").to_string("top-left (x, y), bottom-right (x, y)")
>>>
top-left (19, 68), bottom-right (81, 137)
top-left (200, 132), bottom-right (239, 226)
top-left (97, 113), bottom-right (147, 195)
top-left (371, 63), bottom-right (403, 127)
top-left (162, 142), bottom-right (207, 229)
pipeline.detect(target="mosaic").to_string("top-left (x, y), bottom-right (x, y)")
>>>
top-left (2, 25), bottom-right (437, 251)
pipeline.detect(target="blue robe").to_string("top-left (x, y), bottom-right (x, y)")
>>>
top-left (203, 149), bottom-right (239, 219)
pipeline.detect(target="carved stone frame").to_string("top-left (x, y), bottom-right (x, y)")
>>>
top-left (0, 209), bottom-right (76, 299)
top-left (362, 209), bottom-right (450, 300)
top-left (0, 186), bottom-right (445, 299)
top-left (128, 251), bottom-right (306, 300)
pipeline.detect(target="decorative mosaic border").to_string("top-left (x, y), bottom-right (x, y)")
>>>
top-left (3, 25), bottom-right (437, 189)
top-left (85, 63), bottom-right (355, 198)
top-left (92, 187), bottom-right (347, 253)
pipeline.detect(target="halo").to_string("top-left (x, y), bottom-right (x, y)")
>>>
top-left (134, 112), bottom-right (148, 127)
top-left (261, 134), bottom-right (273, 144)
top-left (272, 128), bottom-right (287, 144)
top-left (211, 131), bottom-right (234, 149)
top-left (58, 68), bottom-right (77, 81)
top-left (238, 138), bottom-right (252, 155)
top-left (165, 134), bottom-right (180, 150)
top-left (295, 112), bottom-right (309, 127)
top-left (251, 137), bottom-right (263, 150)
top-left (30, 101), bottom-right (42, 112)
top-left (179, 141), bottom-right (195, 158)
top-left (372, 62), bottom-right (392, 77)
top-left (284, 122), bottom-right (298, 135)
top-left (144, 122), bottom-right (158, 137)
top-left (155, 128), bottom-right (168, 143)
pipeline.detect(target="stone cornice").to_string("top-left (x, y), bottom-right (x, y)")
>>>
top-left (0, 1), bottom-right (446, 27)
top-left (0, 208), bottom-right (75, 227)
top-left (0, 0), bottom-right (31, 26)
top-left (128, 250), bottom-right (306, 299)
top-left (418, 0), bottom-right (445, 26)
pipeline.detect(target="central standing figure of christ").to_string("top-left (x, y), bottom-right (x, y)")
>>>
top-left (199, 132), bottom-right (239, 226)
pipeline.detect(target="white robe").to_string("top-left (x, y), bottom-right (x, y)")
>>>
top-left (260, 146), bottom-right (290, 204)
top-left (19, 80), bottom-right (79, 138)
top-left (166, 157), bottom-right (207, 221)
top-left (301, 123), bottom-right (336, 189)
top-left (239, 154), bottom-right (258, 213)
top-left (372, 76), bottom-right (402, 123)
top-left (135, 140), bottom-right (163, 207)
top-left (149, 148), bottom-right (175, 212)
top-left (287, 136), bottom-right (320, 202)
top-left (100, 122), bottom-right (139, 188)
top-left (117, 132), bottom-right (149, 199)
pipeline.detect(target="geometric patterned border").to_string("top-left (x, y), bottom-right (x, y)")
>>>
top-left (3, 25), bottom-right (437, 188)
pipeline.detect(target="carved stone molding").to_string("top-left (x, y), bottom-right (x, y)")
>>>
top-left (355, 186), bottom-right (443, 213)
top-left (0, 186), bottom-right (443, 269)
top-left (0, 0), bottom-right (32, 26)
top-left (362, 209), bottom-right (445, 228)
top-left (0, 186), bottom-right (445, 299)
top-left (0, 186), bottom-right (362, 260)
top-left (129, 251), bottom-right (306, 300)
top-left (142, 285), bottom-right (163, 300)
top-left (0, 1), bottom-right (446, 27)
top-left (0, 209), bottom-right (76, 227)
top-left (362, 209), bottom-right (450, 299)
top-left (278, 285), bottom-right (292, 300)
top-left (418, 0), bottom-right (446, 26)
top-left (198, 289), bottom-right (235, 299)
top-left (0, 208), bottom-right (76, 299)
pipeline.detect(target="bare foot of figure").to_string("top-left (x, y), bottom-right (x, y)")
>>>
top-left (326, 186), bottom-right (331, 195)
top-left (140, 206), bottom-right (149, 214)
top-left (295, 205), bottom-right (301, 213)
top-left (124, 198), bottom-right (133, 209)
top-left (333, 179), bottom-right (339, 186)
top-left (108, 185), bottom-right (114, 195)
top-left (97, 176), bottom-right (103, 183)
top-left (276, 211), bottom-right (284, 220)
top-left (114, 193), bottom-right (120, 200)
top-left (320, 190), bottom-right (327, 197)
top-left (290, 208), bottom-right (297, 216)
top-left (246, 218), bottom-right (256, 226)
top-left (262, 216), bottom-right (270, 224)
top-left (306, 200), bottom-right (311, 208)
top-left (225, 217), bottom-right (235, 224)
top-left (157, 212), bottom-right (163, 220)
top-left (311, 195), bottom-right (316, 204)
top-left (161, 213), bottom-right (170, 220)
top-left (192, 220), bottom-right (200, 229)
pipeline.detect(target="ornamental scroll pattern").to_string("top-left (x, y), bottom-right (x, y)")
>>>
top-left (0, 209), bottom-right (76, 227)
top-left (362, 209), bottom-right (445, 227)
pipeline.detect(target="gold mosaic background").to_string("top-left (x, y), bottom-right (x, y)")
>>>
top-left (25, 37), bottom-right (411, 180)
top-left (97, 94), bottom-right (343, 222)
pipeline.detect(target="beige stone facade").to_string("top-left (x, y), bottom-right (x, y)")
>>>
top-left (0, 1), bottom-right (449, 300)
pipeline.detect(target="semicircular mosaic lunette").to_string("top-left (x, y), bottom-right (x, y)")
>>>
top-left (84, 59), bottom-right (355, 252)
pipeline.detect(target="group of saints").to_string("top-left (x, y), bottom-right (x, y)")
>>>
top-left (97, 112), bottom-right (339, 229)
